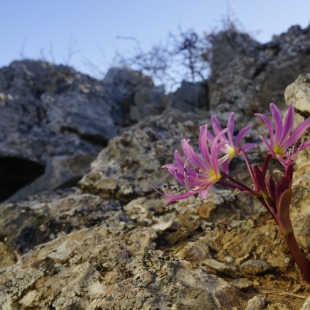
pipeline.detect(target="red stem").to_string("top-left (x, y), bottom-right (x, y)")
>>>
top-left (283, 231), bottom-right (310, 284)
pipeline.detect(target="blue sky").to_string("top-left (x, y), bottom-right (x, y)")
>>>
top-left (1, 0), bottom-right (310, 82)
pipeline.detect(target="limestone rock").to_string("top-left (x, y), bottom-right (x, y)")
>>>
top-left (209, 25), bottom-right (310, 114)
top-left (168, 80), bottom-right (209, 113)
top-left (0, 60), bottom-right (114, 201)
top-left (285, 73), bottom-right (310, 113)
top-left (79, 108), bottom-right (203, 203)
top-left (0, 196), bottom-right (248, 309)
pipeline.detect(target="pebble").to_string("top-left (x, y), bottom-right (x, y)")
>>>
top-left (240, 259), bottom-right (272, 275)
top-left (231, 278), bottom-right (253, 290)
top-left (224, 256), bottom-right (234, 263)
top-left (203, 258), bottom-right (228, 273)
top-left (245, 295), bottom-right (266, 310)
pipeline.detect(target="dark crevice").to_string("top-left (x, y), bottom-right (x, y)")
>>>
top-left (0, 157), bottom-right (45, 202)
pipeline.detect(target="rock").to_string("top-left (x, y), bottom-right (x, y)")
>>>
top-left (104, 67), bottom-right (153, 89)
top-left (240, 259), bottom-right (272, 275)
top-left (103, 67), bottom-right (156, 125)
top-left (0, 190), bottom-right (123, 266)
top-left (232, 278), bottom-right (254, 291)
top-left (285, 73), bottom-right (310, 112)
top-left (0, 61), bottom-right (163, 201)
top-left (0, 60), bottom-right (116, 201)
top-left (203, 258), bottom-right (229, 273)
top-left (0, 201), bottom-right (248, 309)
top-left (130, 85), bottom-right (166, 122)
top-left (168, 80), bottom-right (209, 112)
top-left (8, 154), bottom-right (94, 201)
top-left (245, 295), bottom-right (266, 310)
top-left (79, 108), bottom-right (203, 203)
top-left (283, 76), bottom-right (310, 254)
top-left (209, 25), bottom-right (310, 114)
top-left (301, 297), bottom-right (310, 310)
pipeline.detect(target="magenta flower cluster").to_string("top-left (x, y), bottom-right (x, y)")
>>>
top-left (158, 103), bottom-right (310, 284)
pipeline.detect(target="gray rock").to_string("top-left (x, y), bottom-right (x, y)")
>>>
top-left (79, 108), bottom-right (203, 203)
top-left (8, 154), bottom-right (94, 201)
top-left (240, 259), bottom-right (272, 275)
top-left (168, 80), bottom-right (209, 112)
top-left (0, 60), bottom-right (120, 201)
top-left (209, 25), bottom-right (310, 114)
top-left (0, 191), bottom-right (122, 265)
top-left (104, 67), bottom-right (153, 89)
top-left (245, 295), bottom-right (266, 310)
top-left (0, 194), bottom-right (248, 309)
top-left (285, 73), bottom-right (310, 113)
top-left (130, 85), bottom-right (166, 122)
top-left (103, 67), bottom-right (156, 125)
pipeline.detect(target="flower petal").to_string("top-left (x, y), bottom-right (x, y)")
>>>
top-left (210, 115), bottom-right (222, 136)
top-left (256, 113), bottom-right (274, 145)
top-left (283, 118), bottom-right (310, 149)
top-left (199, 125), bottom-right (211, 165)
top-left (165, 190), bottom-right (198, 204)
top-left (270, 103), bottom-right (283, 144)
top-left (280, 105), bottom-right (294, 143)
top-left (227, 113), bottom-right (234, 145)
top-left (235, 125), bottom-right (252, 146)
top-left (181, 139), bottom-right (206, 171)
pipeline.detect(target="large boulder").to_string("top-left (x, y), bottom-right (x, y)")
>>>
top-left (0, 61), bottom-right (158, 201)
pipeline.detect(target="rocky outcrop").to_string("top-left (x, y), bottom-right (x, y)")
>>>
top-left (103, 67), bottom-right (166, 124)
top-left (209, 25), bottom-right (310, 114)
top-left (2, 24), bottom-right (310, 308)
top-left (0, 61), bottom-right (157, 201)
top-left (1, 88), bottom-right (310, 307)
top-left (168, 80), bottom-right (209, 113)
top-left (79, 108), bottom-right (203, 203)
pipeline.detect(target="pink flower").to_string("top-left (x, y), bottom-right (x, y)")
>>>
top-left (207, 113), bottom-right (256, 172)
top-left (256, 103), bottom-right (310, 166)
top-left (159, 125), bottom-right (227, 204)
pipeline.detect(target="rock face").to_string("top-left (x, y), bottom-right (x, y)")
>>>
top-left (209, 25), bottom-right (310, 114)
top-left (79, 109), bottom-right (203, 203)
top-left (0, 96), bottom-right (310, 308)
top-left (0, 61), bottom-right (157, 201)
top-left (2, 24), bottom-right (310, 309)
top-left (168, 80), bottom-right (209, 113)
top-left (103, 67), bottom-right (166, 124)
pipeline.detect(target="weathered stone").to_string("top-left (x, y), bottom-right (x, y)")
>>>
top-left (232, 278), bottom-right (254, 291)
top-left (285, 74), bottom-right (310, 112)
top-left (209, 25), bottom-right (310, 114)
top-left (0, 209), bottom-right (248, 309)
top-left (168, 80), bottom-right (209, 112)
top-left (104, 67), bottom-right (154, 89)
top-left (79, 108), bottom-right (203, 203)
top-left (0, 191), bottom-right (122, 266)
top-left (0, 60), bottom-right (114, 201)
top-left (245, 295), bottom-right (266, 310)
top-left (240, 259), bottom-right (272, 275)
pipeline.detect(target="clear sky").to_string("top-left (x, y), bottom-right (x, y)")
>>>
top-left (1, 0), bottom-right (310, 81)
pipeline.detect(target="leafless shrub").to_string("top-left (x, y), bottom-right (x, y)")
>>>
top-left (111, 6), bottom-right (247, 91)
